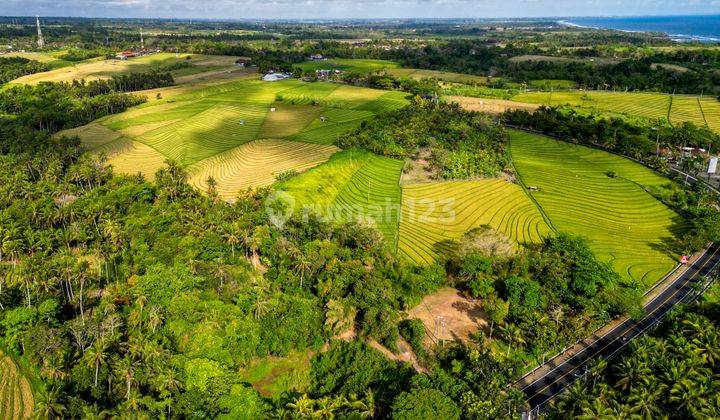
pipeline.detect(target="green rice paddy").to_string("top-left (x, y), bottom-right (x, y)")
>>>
top-left (276, 149), bottom-right (404, 245)
top-left (511, 90), bottom-right (720, 132)
top-left (60, 78), bottom-right (409, 197)
top-left (508, 129), bottom-right (686, 287)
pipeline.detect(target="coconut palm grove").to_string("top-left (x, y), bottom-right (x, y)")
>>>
top-left (1, 6), bottom-right (720, 419)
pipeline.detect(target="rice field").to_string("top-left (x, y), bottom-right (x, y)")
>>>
top-left (60, 78), bottom-right (409, 197)
top-left (398, 179), bottom-right (551, 264)
top-left (508, 130), bottom-right (685, 287)
top-left (276, 149), bottom-right (403, 244)
top-left (188, 139), bottom-right (339, 199)
top-left (510, 90), bottom-right (720, 132)
top-left (96, 138), bottom-right (169, 180)
top-left (0, 351), bottom-right (34, 420)
top-left (10, 53), bottom-right (239, 85)
top-left (296, 58), bottom-right (400, 74)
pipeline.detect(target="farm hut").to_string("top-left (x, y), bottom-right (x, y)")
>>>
top-left (270, 107), bottom-right (276, 112)
top-left (320, 116), bottom-right (327, 122)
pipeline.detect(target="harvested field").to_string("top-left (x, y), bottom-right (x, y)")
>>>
top-left (188, 139), bottom-right (339, 200)
top-left (0, 351), bottom-right (34, 420)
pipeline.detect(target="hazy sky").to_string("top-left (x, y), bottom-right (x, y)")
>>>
top-left (3, 0), bottom-right (719, 19)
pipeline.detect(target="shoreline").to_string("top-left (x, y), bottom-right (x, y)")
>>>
top-left (556, 18), bottom-right (720, 43)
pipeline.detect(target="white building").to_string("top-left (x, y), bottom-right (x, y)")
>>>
top-left (262, 73), bottom-right (290, 82)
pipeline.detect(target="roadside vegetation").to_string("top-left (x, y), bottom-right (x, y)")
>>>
top-left (550, 286), bottom-right (720, 418)
top-left (2, 15), bottom-right (720, 419)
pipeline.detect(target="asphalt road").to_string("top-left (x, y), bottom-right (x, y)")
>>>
top-left (519, 242), bottom-right (720, 411)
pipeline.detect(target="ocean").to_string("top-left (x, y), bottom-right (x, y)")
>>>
top-left (559, 15), bottom-right (720, 43)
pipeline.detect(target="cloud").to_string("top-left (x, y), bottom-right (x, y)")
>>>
top-left (4, 0), bottom-right (719, 19)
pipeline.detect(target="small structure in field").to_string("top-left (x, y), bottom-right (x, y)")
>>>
top-left (527, 185), bottom-right (539, 191)
top-left (115, 50), bottom-right (136, 60)
top-left (262, 72), bottom-right (290, 82)
top-left (270, 107), bottom-right (276, 112)
top-left (319, 116), bottom-right (327, 122)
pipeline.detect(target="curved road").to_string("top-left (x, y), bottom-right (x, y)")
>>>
top-left (518, 242), bottom-right (720, 413)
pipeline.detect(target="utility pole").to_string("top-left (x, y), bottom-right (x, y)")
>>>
top-left (36, 16), bottom-right (44, 48)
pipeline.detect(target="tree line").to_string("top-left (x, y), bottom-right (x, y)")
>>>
top-left (0, 57), bottom-right (50, 84)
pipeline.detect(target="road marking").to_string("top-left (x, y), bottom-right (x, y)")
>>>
top-left (525, 244), bottom-right (720, 405)
top-left (519, 246), bottom-right (709, 391)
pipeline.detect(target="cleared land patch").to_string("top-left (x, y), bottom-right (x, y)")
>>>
top-left (408, 287), bottom-right (488, 344)
top-left (0, 351), bottom-right (35, 420)
top-left (509, 130), bottom-right (685, 287)
top-left (398, 179), bottom-right (551, 264)
top-left (276, 149), bottom-right (403, 245)
top-left (188, 139), bottom-right (338, 200)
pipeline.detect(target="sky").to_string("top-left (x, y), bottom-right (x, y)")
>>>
top-left (2, 0), bottom-right (719, 20)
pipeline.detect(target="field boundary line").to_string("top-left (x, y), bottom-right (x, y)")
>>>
top-left (667, 94), bottom-right (673, 123)
top-left (506, 134), bottom-right (557, 233)
top-left (698, 97), bottom-right (709, 128)
top-left (395, 160), bottom-right (405, 253)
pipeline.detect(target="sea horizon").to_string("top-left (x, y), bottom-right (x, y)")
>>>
top-left (559, 14), bottom-right (720, 43)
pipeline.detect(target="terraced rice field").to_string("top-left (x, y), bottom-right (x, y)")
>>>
top-left (96, 138), bottom-right (169, 180)
top-left (11, 53), bottom-right (238, 85)
top-left (509, 130), bottom-right (685, 287)
top-left (296, 58), bottom-right (400, 74)
top-left (510, 90), bottom-right (720, 132)
top-left (670, 96), bottom-right (706, 127)
top-left (447, 96), bottom-right (539, 114)
top-left (701, 98), bottom-right (720, 132)
top-left (0, 351), bottom-right (34, 420)
top-left (188, 139), bottom-right (339, 199)
top-left (398, 179), bottom-right (551, 264)
top-left (58, 79), bottom-right (409, 197)
top-left (276, 149), bottom-right (403, 244)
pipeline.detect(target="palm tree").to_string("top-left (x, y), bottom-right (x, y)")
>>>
top-left (670, 378), bottom-right (708, 416)
top-left (549, 305), bottom-right (564, 330)
top-left (147, 305), bottom-right (163, 333)
top-left (348, 392), bottom-right (375, 419)
top-left (499, 324), bottom-right (526, 358)
top-left (223, 226), bottom-right (240, 259)
top-left (286, 394), bottom-right (316, 417)
top-left (614, 358), bottom-right (651, 391)
top-left (554, 381), bottom-right (588, 416)
top-left (292, 253), bottom-right (311, 289)
top-left (114, 356), bottom-right (137, 400)
top-left (34, 387), bottom-right (66, 419)
top-left (627, 379), bottom-right (665, 418)
top-left (253, 297), bottom-right (270, 320)
top-left (86, 338), bottom-right (109, 387)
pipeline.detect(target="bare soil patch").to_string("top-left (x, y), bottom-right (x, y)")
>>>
top-left (408, 287), bottom-right (488, 344)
